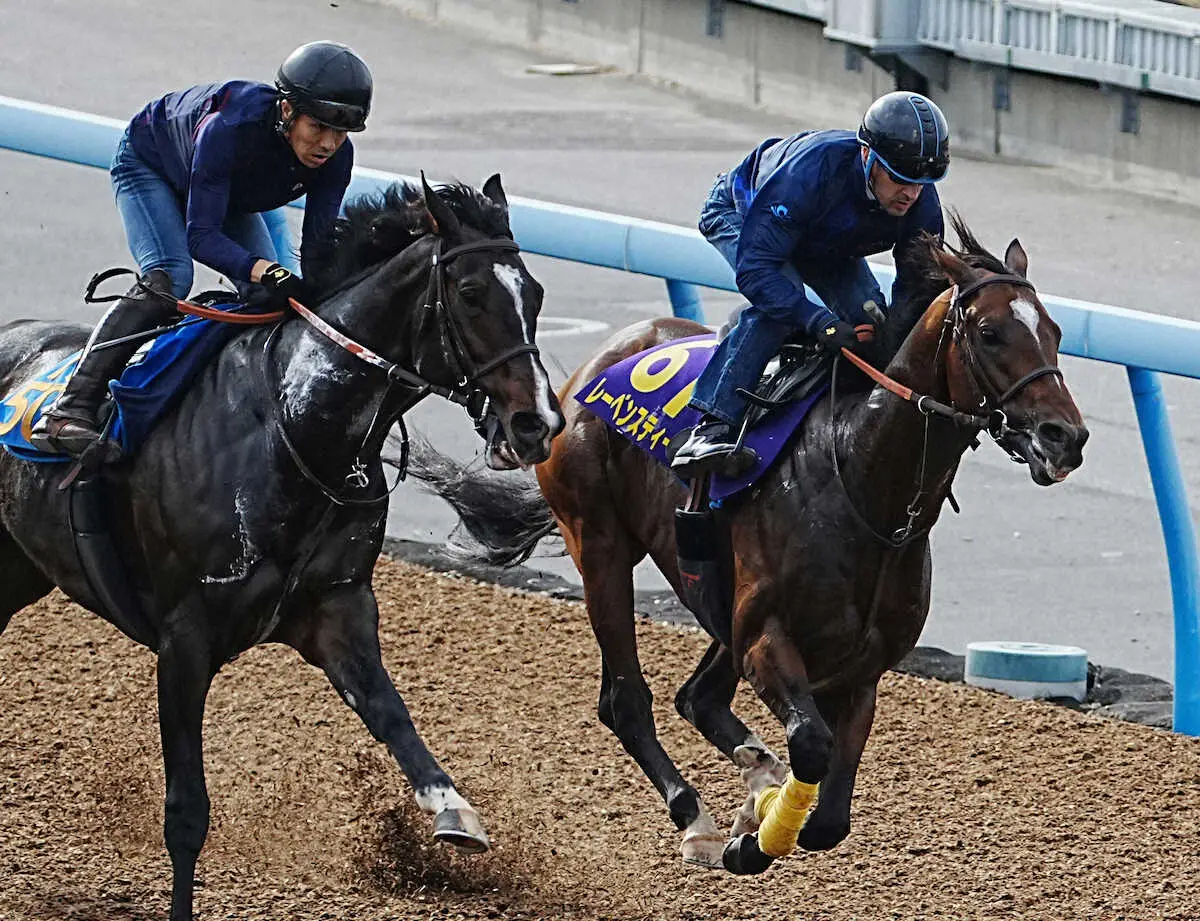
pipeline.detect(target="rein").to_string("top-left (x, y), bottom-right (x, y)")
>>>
top-left (86, 268), bottom-right (286, 325)
top-left (90, 234), bottom-right (540, 506)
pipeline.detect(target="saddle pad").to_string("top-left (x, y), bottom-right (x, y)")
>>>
top-left (0, 312), bottom-right (244, 462)
top-left (574, 334), bottom-right (827, 501)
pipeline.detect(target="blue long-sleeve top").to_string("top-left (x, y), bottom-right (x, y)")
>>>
top-left (727, 129), bottom-right (943, 333)
top-left (127, 81), bottom-right (353, 283)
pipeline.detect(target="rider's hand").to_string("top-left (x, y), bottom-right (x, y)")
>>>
top-left (257, 263), bottom-right (311, 308)
top-left (813, 319), bottom-right (860, 355)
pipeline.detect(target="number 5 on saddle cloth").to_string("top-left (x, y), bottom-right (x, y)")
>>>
top-left (0, 303), bottom-right (252, 463)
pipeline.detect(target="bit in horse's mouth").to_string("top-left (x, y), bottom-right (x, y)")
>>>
top-left (487, 438), bottom-right (523, 470)
top-left (1027, 439), bottom-right (1072, 485)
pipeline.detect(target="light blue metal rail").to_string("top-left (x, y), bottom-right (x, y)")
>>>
top-left (2, 93), bottom-right (1198, 730)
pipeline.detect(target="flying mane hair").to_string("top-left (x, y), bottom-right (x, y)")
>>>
top-left (306, 181), bottom-right (511, 296)
top-left (880, 209), bottom-right (1011, 362)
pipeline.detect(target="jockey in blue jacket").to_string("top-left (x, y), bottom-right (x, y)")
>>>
top-left (670, 91), bottom-right (951, 479)
top-left (32, 40), bottom-right (372, 460)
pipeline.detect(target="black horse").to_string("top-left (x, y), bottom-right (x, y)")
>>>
top-left (0, 175), bottom-right (563, 920)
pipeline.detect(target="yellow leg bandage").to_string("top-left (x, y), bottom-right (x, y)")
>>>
top-left (754, 776), bottom-right (819, 858)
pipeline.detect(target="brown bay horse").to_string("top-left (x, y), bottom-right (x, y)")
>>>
top-left (409, 218), bottom-right (1088, 873)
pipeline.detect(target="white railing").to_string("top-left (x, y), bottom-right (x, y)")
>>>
top-left (919, 0), bottom-right (1200, 99)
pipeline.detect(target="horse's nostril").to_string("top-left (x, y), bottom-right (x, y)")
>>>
top-left (1037, 421), bottom-right (1069, 446)
top-left (510, 411), bottom-right (549, 443)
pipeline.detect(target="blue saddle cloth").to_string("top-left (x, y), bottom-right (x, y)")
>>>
top-left (574, 334), bottom-right (827, 501)
top-left (0, 310), bottom-right (252, 463)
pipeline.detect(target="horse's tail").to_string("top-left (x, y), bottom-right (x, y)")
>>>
top-left (395, 433), bottom-right (560, 567)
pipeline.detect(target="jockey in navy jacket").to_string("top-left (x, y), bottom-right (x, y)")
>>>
top-left (32, 41), bottom-right (373, 462)
top-left (672, 91), bottom-right (952, 479)
top-left (128, 80), bottom-right (353, 285)
top-left (727, 129), bottom-right (943, 336)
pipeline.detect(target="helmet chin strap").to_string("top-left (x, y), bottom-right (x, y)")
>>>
top-left (862, 149), bottom-right (881, 202)
top-left (274, 98), bottom-right (297, 139)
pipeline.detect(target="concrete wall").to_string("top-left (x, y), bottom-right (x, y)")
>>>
top-left (369, 0), bottom-right (1200, 203)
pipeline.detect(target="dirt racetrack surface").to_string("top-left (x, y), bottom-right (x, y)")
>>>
top-left (1, 557), bottom-right (1199, 921)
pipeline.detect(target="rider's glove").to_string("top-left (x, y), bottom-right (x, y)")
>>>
top-left (258, 263), bottom-right (311, 309)
top-left (813, 318), bottom-right (860, 355)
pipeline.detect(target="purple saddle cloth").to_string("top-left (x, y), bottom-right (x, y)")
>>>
top-left (574, 334), bottom-right (826, 501)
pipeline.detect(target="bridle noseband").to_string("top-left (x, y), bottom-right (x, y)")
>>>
top-left (944, 273), bottom-right (1063, 447)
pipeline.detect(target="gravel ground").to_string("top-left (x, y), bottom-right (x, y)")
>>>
top-left (0, 557), bottom-right (1198, 921)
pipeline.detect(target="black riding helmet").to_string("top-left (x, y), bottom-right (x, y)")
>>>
top-left (857, 91), bottom-right (950, 184)
top-left (276, 41), bottom-right (373, 133)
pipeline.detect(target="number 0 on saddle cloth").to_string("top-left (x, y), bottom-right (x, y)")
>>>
top-left (0, 314), bottom-right (244, 463)
top-left (574, 334), bottom-right (827, 501)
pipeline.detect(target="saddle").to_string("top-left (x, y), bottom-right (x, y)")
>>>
top-left (737, 341), bottom-right (832, 432)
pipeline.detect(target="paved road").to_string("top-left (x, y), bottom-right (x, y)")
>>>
top-left (3, 0), bottom-right (1198, 680)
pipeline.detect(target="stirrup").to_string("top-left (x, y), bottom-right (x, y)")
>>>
top-left (29, 414), bottom-right (122, 464)
top-left (671, 415), bottom-right (758, 479)
top-left (671, 443), bottom-right (758, 480)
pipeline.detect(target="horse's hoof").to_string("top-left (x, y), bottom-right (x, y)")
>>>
top-left (433, 807), bottom-right (490, 853)
top-left (797, 818), bottom-right (849, 852)
top-left (733, 743), bottom-right (789, 788)
top-left (722, 833), bottom-right (775, 876)
top-left (681, 831), bottom-right (726, 870)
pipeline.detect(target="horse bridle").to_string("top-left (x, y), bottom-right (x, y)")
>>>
top-left (267, 234), bottom-right (541, 506)
top-left (943, 273), bottom-right (1063, 450)
top-left (833, 272), bottom-right (1064, 548)
top-left (423, 237), bottom-right (540, 390)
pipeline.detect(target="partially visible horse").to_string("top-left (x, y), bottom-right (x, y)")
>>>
top-left (409, 217), bottom-right (1088, 873)
top-left (0, 175), bottom-right (563, 920)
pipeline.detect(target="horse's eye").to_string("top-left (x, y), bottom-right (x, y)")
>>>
top-left (978, 326), bottom-right (1001, 346)
top-left (457, 282), bottom-right (486, 307)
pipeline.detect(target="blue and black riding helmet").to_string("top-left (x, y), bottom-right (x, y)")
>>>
top-left (276, 40), bottom-right (373, 133)
top-left (857, 91), bottom-right (950, 185)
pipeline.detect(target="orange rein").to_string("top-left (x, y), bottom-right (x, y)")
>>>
top-left (837, 323), bottom-right (915, 402)
top-left (839, 328), bottom-right (915, 403)
top-left (173, 298), bottom-right (286, 325)
top-left (839, 323), bottom-right (988, 430)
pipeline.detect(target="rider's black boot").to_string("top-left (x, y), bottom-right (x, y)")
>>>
top-left (31, 269), bottom-right (176, 461)
top-left (669, 413), bottom-right (758, 480)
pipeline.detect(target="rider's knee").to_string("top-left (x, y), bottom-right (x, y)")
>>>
top-left (144, 261), bottom-right (192, 301)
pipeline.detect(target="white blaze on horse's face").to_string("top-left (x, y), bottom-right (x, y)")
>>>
top-left (1010, 296), bottom-right (1063, 389)
top-left (492, 263), bottom-right (557, 427)
top-left (1010, 297), bottom-right (1042, 342)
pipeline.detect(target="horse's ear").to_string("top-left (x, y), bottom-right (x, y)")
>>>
top-left (1004, 238), bottom-right (1029, 278)
top-left (420, 171), bottom-right (461, 238)
top-left (931, 243), bottom-right (977, 288)
top-left (482, 173), bottom-right (508, 211)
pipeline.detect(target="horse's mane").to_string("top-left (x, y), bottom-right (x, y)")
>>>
top-left (879, 210), bottom-right (1010, 362)
top-left (306, 181), bottom-right (510, 295)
